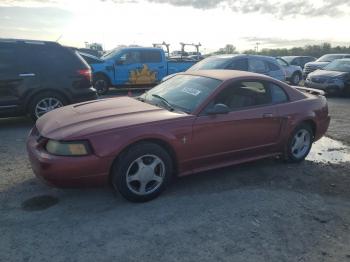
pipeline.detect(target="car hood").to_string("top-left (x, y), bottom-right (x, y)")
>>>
top-left (309, 70), bottom-right (348, 79)
top-left (305, 61), bottom-right (329, 68)
top-left (36, 97), bottom-right (189, 140)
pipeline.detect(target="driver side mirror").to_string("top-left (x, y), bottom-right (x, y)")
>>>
top-left (116, 60), bottom-right (124, 65)
top-left (207, 103), bottom-right (230, 115)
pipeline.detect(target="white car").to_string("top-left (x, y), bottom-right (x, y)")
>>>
top-left (276, 57), bottom-right (303, 85)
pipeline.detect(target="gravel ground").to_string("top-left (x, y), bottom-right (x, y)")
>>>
top-left (0, 96), bottom-right (350, 262)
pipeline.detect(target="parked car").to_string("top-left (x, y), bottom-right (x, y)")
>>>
top-left (186, 54), bottom-right (286, 81)
top-left (281, 56), bottom-right (316, 69)
top-left (78, 52), bottom-right (104, 65)
top-left (0, 39), bottom-right (97, 120)
top-left (276, 57), bottom-right (303, 85)
top-left (91, 47), bottom-right (197, 95)
top-left (303, 54), bottom-right (350, 79)
top-left (305, 58), bottom-right (350, 95)
top-left (27, 70), bottom-right (330, 202)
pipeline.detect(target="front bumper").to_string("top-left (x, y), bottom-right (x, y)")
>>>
top-left (26, 128), bottom-right (111, 188)
top-left (304, 80), bottom-right (344, 94)
top-left (71, 87), bottom-right (98, 103)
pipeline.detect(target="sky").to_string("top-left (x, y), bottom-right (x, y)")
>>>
top-left (0, 0), bottom-right (349, 53)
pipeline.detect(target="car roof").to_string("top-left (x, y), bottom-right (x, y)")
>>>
top-left (211, 54), bottom-right (278, 62)
top-left (180, 69), bottom-right (271, 81)
top-left (0, 38), bottom-right (59, 46)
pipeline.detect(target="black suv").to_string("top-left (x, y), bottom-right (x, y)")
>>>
top-left (0, 39), bottom-right (97, 120)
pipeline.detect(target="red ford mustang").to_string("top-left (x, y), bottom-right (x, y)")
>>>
top-left (27, 70), bottom-right (330, 202)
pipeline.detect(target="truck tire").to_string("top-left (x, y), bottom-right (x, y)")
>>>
top-left (94, 74), bottom-right (110, 95)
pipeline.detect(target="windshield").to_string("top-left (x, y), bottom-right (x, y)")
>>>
top-left (140, 74), bottom-right (222, 113)
top-left (323, 60), bottom-right (350, 72)
top-left (281, 56), bottom-right (295, 63)
top-left (101, 47), bottom-right (123, 60)
top-left (317, 54), bottom-right (345, 62)
top-left (188, 57), bottom-right (231, 71)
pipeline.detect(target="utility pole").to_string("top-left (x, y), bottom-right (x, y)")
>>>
top-left (255, 42), bottom-right (260, 54)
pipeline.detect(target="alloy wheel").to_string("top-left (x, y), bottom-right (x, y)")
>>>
top-left (126, 154), bottom-right (165, 196)
top-left (291, 129), bottom-right (311, 159)
top-left (35, 97), bottom-right (63, 118)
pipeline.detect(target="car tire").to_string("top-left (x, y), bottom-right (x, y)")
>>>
top-left (285, 123), bottom-right (313, 163)
top-left (93, 74), bottom-right (110, 95)
top-left (111, 142), bottom-right (173, 202)
top-left (290, 72), bottom-right (301, 85)
top-left (28, 92), bottom-right (67, 121)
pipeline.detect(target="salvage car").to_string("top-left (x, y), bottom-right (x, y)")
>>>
top-left (276, 57), bottom-right (303, 85)
top-left (305, 58), bottom-right (350, 95)
top-left (281, 56), bottom-right (316, 69)
top-left (91, 47), bottom-right (197, 95)
top-left (186, 54), bottom-right (286, 81)
top-left (0, 39), bottom-right (97, 120)
top-left (303, 53), bottom-right (350, 79)
top-left (27, 70), bottom-right (330, 202)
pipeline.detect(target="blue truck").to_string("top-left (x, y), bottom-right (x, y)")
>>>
top-left (84, 47), bottom-right (197, 95)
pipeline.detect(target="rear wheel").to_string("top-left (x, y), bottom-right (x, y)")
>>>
top-left (111, 142), bottom-right (173, 202)
top-left (285, 123), bottom-right (313, 163)
top-left (94, 74), bottom-right (109, 95)
top-left (28, 92), bottom-right (67, 121)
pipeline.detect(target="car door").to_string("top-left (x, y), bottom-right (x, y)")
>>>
top-left (140, 50), bottom-right (167, 82)
top-left (190, 80), bottom-right (283, 171)
top-left (114, 50), bottom-right (143, 85)
top-left (0, 42), bottom-right (21, 111)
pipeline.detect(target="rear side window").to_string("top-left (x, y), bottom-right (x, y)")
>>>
top-left (19, 44), bottom-right (86, 73)
top-left (227, 58), bottom-right (248, 71)
top-left (266, 61), bottom-right (280, 71)
top-left (249, 59), bottom-right (268, 73)
top-left (141, 50), bottom-right (162, 63)
top-left (0, 43), bottom-right (17, 73)
top-left (269, 83), bottom-right (288, 104)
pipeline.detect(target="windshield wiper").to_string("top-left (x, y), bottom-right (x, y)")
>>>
top-left (152, 94), bottom-right (174, 111)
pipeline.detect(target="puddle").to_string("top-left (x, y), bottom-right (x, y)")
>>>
top-left (21, 195), bottom-right (59, 211)
top-left (307, 137), bottom-right (350, 164)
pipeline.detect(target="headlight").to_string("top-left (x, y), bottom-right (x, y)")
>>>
top-left (46, 140), bottom-right (91, 156)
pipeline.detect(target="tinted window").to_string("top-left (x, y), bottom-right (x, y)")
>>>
top-left (269, 83), bottom-right (288, 103)
top-left (141, 50), bottom-right (162, 63)
top-left (0, 43), bottom-right (17, 73)
top-left (249, 59), bottom-right (267, 73)
top-left (227, 58), bottom-right (248, 71)
top-left (266, 61), bottom-right (280, 71)
top-left (19, 44), bottom-right (85, 73)
top-left (213, 81), bottom-right (271, 110)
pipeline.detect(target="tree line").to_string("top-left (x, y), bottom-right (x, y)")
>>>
top-left (212, 43), bottom-right (350, 58)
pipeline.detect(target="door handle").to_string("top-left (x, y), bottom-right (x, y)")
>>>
top-left (19, 73), bottom-right (36, 77)
top-left (263, 113), bottom-right (273, 118)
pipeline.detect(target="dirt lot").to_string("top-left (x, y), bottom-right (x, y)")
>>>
top-left (0, 96), bottom-right (350, 262)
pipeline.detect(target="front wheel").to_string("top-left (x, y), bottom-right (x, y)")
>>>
top-left (111, 142), bottom-right (173, 202)
top-left (285, 124), bottom-right (313, 163)
top-left (290, 72), bottom-right (301, 85)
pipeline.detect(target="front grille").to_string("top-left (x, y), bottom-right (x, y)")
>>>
top-left (311, 77), bottom-right (327, 84)
top-left (303, 65), bottom-right (318, 76)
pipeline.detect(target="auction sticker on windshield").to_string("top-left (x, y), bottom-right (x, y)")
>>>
top-left (182, 87), bottom-right (201, 96)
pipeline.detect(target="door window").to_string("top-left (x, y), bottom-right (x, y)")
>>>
top-left (212, 81), bottom-right (272, 111)
top-left (226, 58), bottom-right (248, 71)
top-left (119, 51), bottom-right (141, 64)
top-left (265, 61), bottom-right (280, 71)
top-left (249, 59), bottom-right (268, 73)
